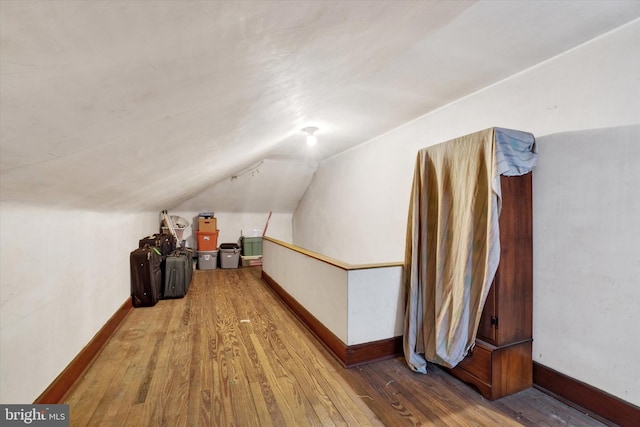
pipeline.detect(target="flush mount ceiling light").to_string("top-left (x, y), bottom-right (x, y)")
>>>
top-left (302, 126), bottom-right (318, 147)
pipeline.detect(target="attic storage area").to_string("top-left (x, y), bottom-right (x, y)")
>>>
top-left (1, 1), bottom-right (639, 425)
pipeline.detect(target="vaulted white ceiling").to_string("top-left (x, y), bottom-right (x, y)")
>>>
top-left (2, 1), bottom-right (639, 212)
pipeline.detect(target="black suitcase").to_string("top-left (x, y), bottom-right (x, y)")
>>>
top-left (139, 233), bottom-right (175, 257)
top-left (172, 247), bottom-right (195, 288)
top-left (130, 246), bottom-right (163, 307)
top-left (163, 250), bottom-right (191, 299)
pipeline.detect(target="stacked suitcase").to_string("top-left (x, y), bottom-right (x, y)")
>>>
top-left (139, 233), bottom-right (175, 256)
top-left (163, 248), bottom-right (194, 299)
top-left (130, 233), bottom-right (194, 307)
top-left (130, 245), bottom-right (163, 307)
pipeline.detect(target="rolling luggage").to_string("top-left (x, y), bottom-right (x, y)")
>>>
top-left (173, 247), bottom-right (195, 287)
top-left (163, 249), bottom-right (193, 299)
top-left (130, 246), bottom-right (163, 307)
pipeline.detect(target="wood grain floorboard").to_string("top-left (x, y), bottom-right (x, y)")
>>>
top-left (63, 266), bottom-right (608, 426)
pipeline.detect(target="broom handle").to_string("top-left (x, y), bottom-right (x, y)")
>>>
top-left (263, 211), bottom-right (272, 237)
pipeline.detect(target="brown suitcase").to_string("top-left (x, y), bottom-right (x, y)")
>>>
top-left (130, 245), bottom-right (163, 307)
top-left (139, 233), bottom-right (175, 258)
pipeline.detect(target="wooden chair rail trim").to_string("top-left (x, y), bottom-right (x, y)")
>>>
top-left (263, 236), bottom-right (403, 271)
top-left (34, 299), bottom-right (133, 404)
top-left (533, 362), bottom-right (640, 427)
top-left (261, 270), bottom-right (402, 367)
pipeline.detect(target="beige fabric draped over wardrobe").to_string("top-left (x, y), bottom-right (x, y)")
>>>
top-left (403, 127), bottom-right (536, 372)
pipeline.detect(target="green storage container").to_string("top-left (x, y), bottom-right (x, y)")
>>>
top-left (242, 237), bottom-right (263, 256)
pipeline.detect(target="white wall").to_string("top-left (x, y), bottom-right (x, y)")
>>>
top-left (293, 21), bottom-right (640, 404)
top-left (262, 239), bottom-right (349, 343)
top-left (168, 211), bottom-right (292, 250)
top-left (347, 267), bottom-right (404, 344)
top-left (533, 126), bottom-right (639, 405)
top-left (262, 239), bottom-right (404, 346)
top-left (0, 202), bottom-right (157, 403)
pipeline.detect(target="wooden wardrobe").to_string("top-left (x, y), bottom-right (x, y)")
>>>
top-left (448, 173), bottom-right (533, 400)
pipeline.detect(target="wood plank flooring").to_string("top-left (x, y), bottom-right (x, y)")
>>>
top-left (64, 266), bottom-right (608, 426)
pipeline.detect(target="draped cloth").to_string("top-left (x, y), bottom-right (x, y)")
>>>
top-left (403, 128), bottom-right (537, 372)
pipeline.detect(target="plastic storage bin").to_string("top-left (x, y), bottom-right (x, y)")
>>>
top-left (242, 236), bottom-right (263, 256)
top-left (197, 230), bottom-right (219, 251)
top-left (219, 243), bottom-right (240, 269)
top-left (198, 250), bottom-right (218, 270)
top-left (241, 255), bottom-right (262, 267)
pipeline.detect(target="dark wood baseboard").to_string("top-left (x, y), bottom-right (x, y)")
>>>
top-left (34, 299), bottom-right (133, 404)
top-left (345, 336), bottom-right (403, 367)
top-left (533, 362), bottom-right (640, 427)
top-left (261, 271), bottom-right (402, 368)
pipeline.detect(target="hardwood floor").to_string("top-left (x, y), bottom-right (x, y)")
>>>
top-left (64, 266), bottom-right (608, 426)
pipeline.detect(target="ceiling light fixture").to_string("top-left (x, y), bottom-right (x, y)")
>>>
top-left (302, 127), bottom-right (318, 147)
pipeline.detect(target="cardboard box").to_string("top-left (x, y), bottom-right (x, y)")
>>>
top-left (199, 217), bottom-right (217, 232)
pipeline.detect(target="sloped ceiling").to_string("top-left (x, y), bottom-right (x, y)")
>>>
top-left (1, 1), bottom-right (639, 212)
